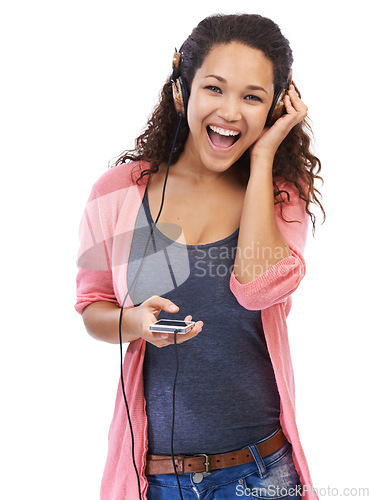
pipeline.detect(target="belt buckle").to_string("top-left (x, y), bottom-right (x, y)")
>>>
top-left (195, 453), bottom-right (210, 473)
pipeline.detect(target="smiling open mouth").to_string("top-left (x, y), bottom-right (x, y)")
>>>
top-left (207, 125), bottom-right (241, 148)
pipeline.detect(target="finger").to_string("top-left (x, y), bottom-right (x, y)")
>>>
top-left (287, 85), bottom-right (308, 116)
top-left (173, 320), bottom-right (204, 344)
top-left (284, 94), bottom-right (295, 114)
top-left (144, 295), bottom-right (179, 315)
top-left (282, 96), bottom-right (307, 129)
top-left (192, 320), bottom-right (204, 331)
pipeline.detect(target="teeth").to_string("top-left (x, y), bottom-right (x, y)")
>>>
top-left (209, 125), bottom-right (240, 137)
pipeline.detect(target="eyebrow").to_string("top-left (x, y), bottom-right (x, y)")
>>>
top-left (204, 74), bottom-right (268, 94)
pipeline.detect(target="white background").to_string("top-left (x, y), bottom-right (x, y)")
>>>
top-left (1, 0), bottom-right (369, 499)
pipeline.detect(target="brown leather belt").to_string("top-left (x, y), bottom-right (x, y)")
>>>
top-left (146, 428), bottom-right (286, 475)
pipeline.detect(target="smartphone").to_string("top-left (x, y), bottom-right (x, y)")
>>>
top-left (149, 319), bottom-right (195, 334)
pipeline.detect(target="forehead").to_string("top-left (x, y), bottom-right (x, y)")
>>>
top-left (195, 41), bottom-right (274, 88)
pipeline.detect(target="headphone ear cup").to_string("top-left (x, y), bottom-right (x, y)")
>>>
top-left (172, 75), bottom-right (188, 118)
top-left (265, 88), bottom-right (287, 127)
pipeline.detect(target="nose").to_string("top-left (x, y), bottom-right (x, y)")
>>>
top-left (217, 95), bottom-right (242, 122)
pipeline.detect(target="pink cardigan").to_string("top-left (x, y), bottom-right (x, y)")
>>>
top-left (75, 161), bottom-right (318, 500)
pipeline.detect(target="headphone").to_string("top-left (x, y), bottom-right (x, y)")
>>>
top-left (171, 51), bottom-right (189, 119)
top-left (265, 72), bottom-right (293, 126)
top-left (171, 50), bottom-right (292, 126)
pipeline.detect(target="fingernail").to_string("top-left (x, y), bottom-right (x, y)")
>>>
top-left (161, 333), bottom-right (168, 339)
top-left (169, 304), bottom-right (178, 312)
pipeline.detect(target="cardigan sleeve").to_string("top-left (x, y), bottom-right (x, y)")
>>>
top-left (229, 180), bottom-right (309, 311)
top-left (75, 184), bottom-right (119, 315)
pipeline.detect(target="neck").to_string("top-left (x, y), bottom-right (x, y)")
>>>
top-left (169, 145), bottom-right (242, 186)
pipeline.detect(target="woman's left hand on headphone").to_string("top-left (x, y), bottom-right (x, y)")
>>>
top-left (250, 85), bottom-right (308, 163)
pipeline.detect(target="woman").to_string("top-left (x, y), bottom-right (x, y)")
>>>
top-left (76, 13), bottom-right (324, 500)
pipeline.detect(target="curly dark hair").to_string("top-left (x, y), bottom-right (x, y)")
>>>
top-left (116, 13), bottom-right (325, 232)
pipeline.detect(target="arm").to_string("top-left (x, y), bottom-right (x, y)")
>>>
top-left (230, 181), bottom-right (308, 310)
top-left (82, 301), bottom-right (129, 344)
top-left (231, 85), bottom-right (309, 310)
top-left (233, 157), bottom-right (291, 284)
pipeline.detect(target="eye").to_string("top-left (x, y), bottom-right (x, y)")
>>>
top-left (205, 85), bottom-right (222, 94)
top-left (244, 94), bottom-right (263, 102)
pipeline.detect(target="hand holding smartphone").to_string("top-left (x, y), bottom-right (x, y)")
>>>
top-left (121, 295), bottom-right (202, 347)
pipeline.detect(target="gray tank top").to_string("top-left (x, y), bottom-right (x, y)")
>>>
top-left (127, 189), bottom-right (280, 455)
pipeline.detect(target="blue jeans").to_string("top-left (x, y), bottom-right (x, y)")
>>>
top-left (146, 429), bottom-right (302, 499)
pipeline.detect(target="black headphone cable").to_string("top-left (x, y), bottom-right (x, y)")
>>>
top-left (171, 329), bottom-right (184, 499)
top-left (118, 114), bottom-right (184, 500)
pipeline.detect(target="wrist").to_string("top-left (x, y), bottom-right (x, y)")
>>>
top-left (121, 306), bottom-right (141, 343)
top-left (250, 150), bottom-right (275, 168)
top-left (249, 156), bottom-right (274, 182)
